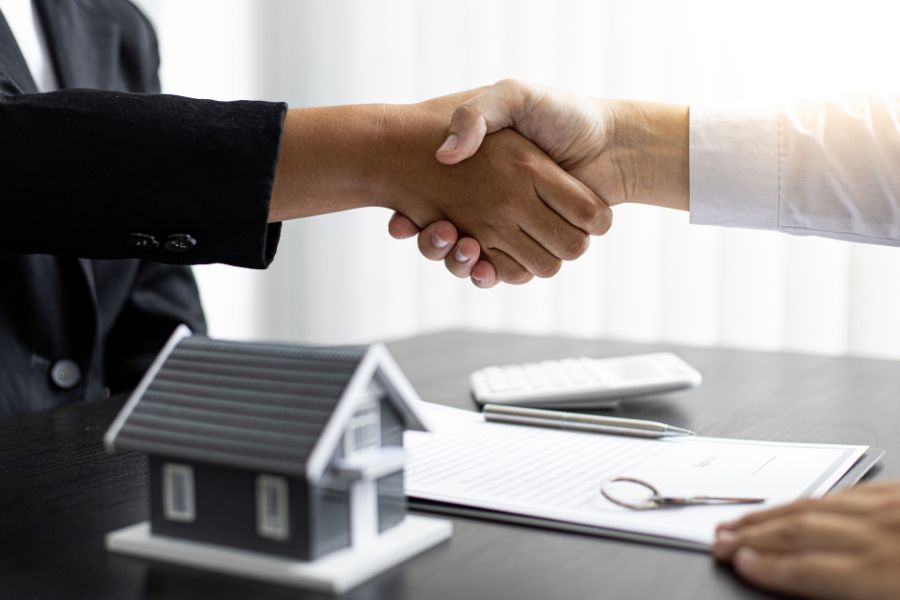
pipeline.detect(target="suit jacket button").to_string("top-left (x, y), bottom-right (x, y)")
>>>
top-left (164, 234), bottom-right (197, 253)
top-left (128, 233), bottom-right (159, 249)
top-left (50, 359), bottom-right (82, 389)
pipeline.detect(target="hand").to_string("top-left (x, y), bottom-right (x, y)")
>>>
top-left (389, 79), bottom-right (689, 287)
top-left (270, 91), bottom-right (611, 283)
top-left (712, 481), bottom-right (900, 600)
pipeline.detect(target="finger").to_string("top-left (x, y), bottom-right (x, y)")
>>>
top-left (443, 238), bottom-right (481, 278)
top-left (388, 212), bottom-right (421, 239)
top-left (533, 159), bottom-right (612, 237)
top-left (714, 512), bottom-right (871, 561)
top-left (470, 259), bottom-right (497, 288)
top-left (416, 221), bottom-right (459, 261)
top-left (520, 194), bottom-right (592, 263)
top-left (495, 229), bottom-right (562, 279)
top-left (733, 548), bottom-right (859, 600)
top-left (436, 80), bottom-right (536, 165)
top-left (480, 247), bottom-right (533, 285)
top-left (718, 488), bottom-right (897, 533)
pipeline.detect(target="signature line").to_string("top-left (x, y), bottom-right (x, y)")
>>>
top-left (752, 455), bottom-right (777, 476)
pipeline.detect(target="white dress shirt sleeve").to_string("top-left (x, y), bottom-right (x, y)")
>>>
top-left (689, 95), bottom-right (900, 246)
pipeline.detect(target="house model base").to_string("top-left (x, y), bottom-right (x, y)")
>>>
top-left (107, 515), bottom-right (452, 594)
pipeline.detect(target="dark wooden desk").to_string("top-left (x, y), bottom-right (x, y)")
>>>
top-left (4, 330), bottom-right (898, 600)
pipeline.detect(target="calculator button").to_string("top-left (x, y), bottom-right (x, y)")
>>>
top-left (484, 367), bottom-right (511, 392)
top-left (560, 359), bottom-right (589, 384)
top-left (583, 358), bottom-right (608, 381)
top-left (540, 360), bottom-right (567, 385)
top-left (580, 358), bottom-right (606, 382)
top-left (612, 361), bottom-right (662, 380)
top-left (502, 365), bottom-right (527, 390)
top-left (524, 363), bottom-right (549, 388)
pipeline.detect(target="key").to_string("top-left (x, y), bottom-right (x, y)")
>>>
top-left (600, 477), bottom-right (767, 511)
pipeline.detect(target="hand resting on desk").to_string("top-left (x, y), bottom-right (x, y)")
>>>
top-left (713, 481), bottom-right (900, 600)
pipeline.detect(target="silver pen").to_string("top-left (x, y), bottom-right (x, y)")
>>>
top-left (482, 404), bottom-right (696, 439)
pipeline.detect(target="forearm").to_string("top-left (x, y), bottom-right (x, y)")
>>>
top-left (268, 104), bottom-right (392, 221)
top-left (606, 100), bottom-right (690, 211)
top-left (0, 89), bottom-right (284, 267)
top-left (690, 95), bottom-right (900, 245)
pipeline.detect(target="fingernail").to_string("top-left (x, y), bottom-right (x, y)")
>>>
top-left (454, 246), bottom-right (470, 263)
top-left (437, 133), bottom-right (459, 154)
top-left (734, 547), bottom-right (758, 571)
top-left (431, 232), bottom-right (450, 249)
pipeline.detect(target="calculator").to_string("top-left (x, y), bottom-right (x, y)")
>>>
top-left (469, 353), bottom-right (702, 409)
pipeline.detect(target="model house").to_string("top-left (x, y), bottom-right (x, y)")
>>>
top-left (104, 325), bottom-right (439, 564)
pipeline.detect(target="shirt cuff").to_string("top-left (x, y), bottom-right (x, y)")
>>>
top-left (689, 103), bottom-right (780, 230)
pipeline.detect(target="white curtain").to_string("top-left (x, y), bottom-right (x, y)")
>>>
top-left (134, 0), bottom-right (900, 359)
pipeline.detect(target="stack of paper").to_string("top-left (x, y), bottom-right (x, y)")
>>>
top-left (404, 402), bottom-right (874, 550)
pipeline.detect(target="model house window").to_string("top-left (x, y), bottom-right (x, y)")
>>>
top-left (256, 475), bottom-right (290, 540)
top-left (344, 398), bottom-right (381, 455)
top-left (163, 463), bottom-right (195, 523)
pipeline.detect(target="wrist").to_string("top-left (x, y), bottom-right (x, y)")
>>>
top-left (370, 101), bottom-right (453, 220)
top-left (268, 104), bottom-right (392, 222)
top-left (608, 100), bottom-right (690, 211)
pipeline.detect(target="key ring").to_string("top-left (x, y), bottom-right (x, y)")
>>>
top-left (600, 476), bottom-right (664, 510)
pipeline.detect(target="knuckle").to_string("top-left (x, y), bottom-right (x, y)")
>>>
top-left (503, 267), bottom-right (532, 285)
top-left (579, 201), bottom-right (605, 227)
top-left (494, 78), bottom-right (522, 93)
top-left (535, 258), bottom-right (562, 279)
top-left (559, 233), bottom-right (590, 261)
top-left (513, 271), bottom-right (534, 285)
top-left (593, 204), bottom-right (614, 235)
top-left (454, 102), bottom-right (474, 118)
top-left (453, 102), bottom-right (480, 127)
top-left (780, 514), bottom-right (814, 544)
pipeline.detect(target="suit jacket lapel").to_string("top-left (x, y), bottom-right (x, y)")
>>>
top-left (0, 8), bottom-right (38, 93)
top-left (27, 1), bottom-right (110, 344)
top-left (33, 0), bottom-right (120, 89)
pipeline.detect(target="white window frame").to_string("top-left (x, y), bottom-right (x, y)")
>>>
top-left (163, 463), bottom-right (195, 523)
top-left (343, 397), bottom-right (382, 456)
top-left (256, 474), bottom-right (290, 541)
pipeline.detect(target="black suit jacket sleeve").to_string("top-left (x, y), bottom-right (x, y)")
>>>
top-left (0, 85), bottom-right (287, 268)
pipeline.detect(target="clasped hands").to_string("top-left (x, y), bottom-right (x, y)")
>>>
top-left (386, 79), bottom-right (690, 287)
top-left (383, 80), bottom-right (900, 600)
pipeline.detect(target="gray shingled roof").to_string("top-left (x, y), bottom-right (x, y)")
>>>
top-left (109, 336), bottom-right (369, 476)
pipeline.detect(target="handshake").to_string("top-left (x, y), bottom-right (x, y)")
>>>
top-left (389, 80), bottom-right (690, 287)
top-left (270, 80), bottom-right (690, 286)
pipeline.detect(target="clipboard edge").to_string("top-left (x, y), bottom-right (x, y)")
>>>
top-left (827, 447), bottom-right (885, 493)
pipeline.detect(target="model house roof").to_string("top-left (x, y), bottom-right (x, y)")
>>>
top-left (104, 326), bottom-right (430, 481)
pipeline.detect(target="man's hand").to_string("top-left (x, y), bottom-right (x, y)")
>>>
top-left (388, 80), bottom-right (689, 287)
top-left (270, 90), bottom-right (610, 284)
top-left (712, 481), bottom-right (900, 600)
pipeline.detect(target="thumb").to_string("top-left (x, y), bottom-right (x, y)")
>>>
top-left (435, 85), bottom-right (521, 165)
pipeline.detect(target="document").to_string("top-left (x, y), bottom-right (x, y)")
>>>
top-left (405, 403), bottom-right (868, 550)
